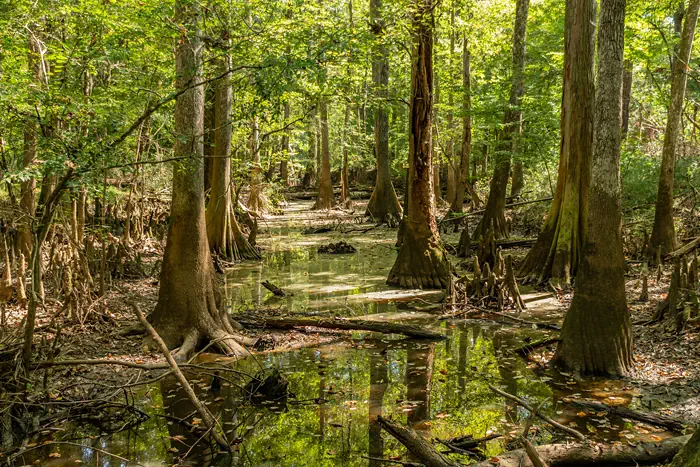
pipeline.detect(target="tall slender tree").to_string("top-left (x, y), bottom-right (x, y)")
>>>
top-left (465, 0), bottom-right (530, 243)
top-left (449, 34), bottom-right (472, 214)
top-left (648, 0), bottom-right (700, 259)
top-left (553, 0), bottom-right (632, 377)
top-left (518, 0), bottom-right (595, 285)
top-left (151, 0), bottom-right (249, 358)
top-left (313, 98), bottom-right (336, 209)
top-left (366, 0), bottom-right (402, 223)
top-left (387, 0), bottom-right (449, 289)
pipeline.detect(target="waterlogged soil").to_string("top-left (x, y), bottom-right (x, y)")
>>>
top-left (11, 201), bottom-right (697, 466)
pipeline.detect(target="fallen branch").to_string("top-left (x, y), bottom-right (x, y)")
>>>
top-left (241, 316), bottom-right (444, 339)
top-left (566, 399), bottom-right (685, 431)
top-left (129, 302), bottom-right (230, 450)
top-left (441, 197), bottom-right (553, 223)
top-left (377, 416), bottom-right (459, 467)
top-left (261, 280), bottom-right (288, 297)
top-left (443, 305), bottom-right (561, 331)
top-left (488, 384), bottom-right (585, 441)
top-left (469, 434), bottom-right (691, 467)
top-left (515, 337), bottom-right (561, 357)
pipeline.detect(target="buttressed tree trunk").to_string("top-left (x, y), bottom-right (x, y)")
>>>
top-left (205, 49), bottom-right (259, 262)
top-left (366, 0), bottom-right (402, 222)
top-left (519, 0), bottom-right (595, 286)
top-left (18, 32), bottom-right (47, 258)
top-left (468, 0), bottom-right (529, 242)
top-left (152, 0), bottom-right (249, 358)
top-left (648, 0), bottom-right (700, 259)
top-left (387, 0), bottom-right (449, 289)
top-left (449, 35), bottom-right (472, 214)
top-left (313, 98), bottom-right (336, 209)
top-left (553, 0), bottom-right (632, 377)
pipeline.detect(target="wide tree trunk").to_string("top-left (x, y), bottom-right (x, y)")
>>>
top-left (450, 37), bottom-right (472, 215)
top-left (469, 0), bottom-right (529, 242)
top-left (519, 0), bottom-right (595, 286)
top-left (152, 1), bottom-right (249, 358)
top-left (205, 50), bottom-right (259, 262)
top-left (648, 0), bottom-right (700, 259)
top-left (553, 0), bottom-right (632, 377)
top-left (366, 0), bottom-right (402, 222)
top-left (313, 99), bottom-right (336, 209)
top-left (670, 429), bottom-right (700, 466)
top-left (387, 0), bottom-right (449, 289)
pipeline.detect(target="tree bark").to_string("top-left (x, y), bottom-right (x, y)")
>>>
top-left (313, 98), bottom-right (336, 209)
top-left (648, 0), bottom-right (700, 259)
top-left (341, 103), bottom-right (351, 206)
top-left (247, 116), bottom-right (267, 213)
top-left (553, 0), bottom-right (632, 377)
top-left (470, 0), bottom-right (530, 242)
top-left (387, 0), bottom-right (449, 289)
top-left (670, 429), bottom-right (700, 466)
top-left (151, 0), bottom-right (249, 358)
top-left (471, 435), bottom-right (691, 467)
top-left (280, 101), bottom-right (291, 185)
top-left (205, 49), bottom-right (259, 261)
top-left (17, 33), bottom-right (47, 258)
top-left (449, 36), bottom-right (472, 214)
top-left (366, 0), bottom-right (402, 222)
top-left (621, 60), bottom-right (632, 137)
top-left (519, 0), bottom-right (595, 286)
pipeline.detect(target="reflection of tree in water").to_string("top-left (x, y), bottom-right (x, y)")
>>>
top-left (493, 330), bottom-right (521, 424)
top-left (406, 343), bottom-right (435, 429)
top-left (368, 346), bottom-right (389, 467)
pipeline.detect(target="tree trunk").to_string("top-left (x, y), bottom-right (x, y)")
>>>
top-left (553, 0), bottom-right (632, 377)
top-left (152, 1), bottom-right (249, 358)
top-left (313, 99), bottom-right (336, 209)
top-left (519, 0), bottom-right (595, 286)
top-left (205, 49), bottom-right (259, 262)
top-left (387, 0), bottom-right (449, 289)
top-left (470, 0), bottom-right (530, 242)
top-left (621, 60), bottom-right (632, 137)
top-left (450, 37), bottom-right (472, 214)
top-left (280, 101), bottom-right (290, 186)
top-left (248, 116), bottom-right (267, 213)
top-left (510, 161), bottom-right (524, 198)
top-left (18, 33), bottom-right (46, 258)
top-left (341, 104), bottom-right (351, 206)
top-left (648, 0), bottom-right (700, 259)
top-left (366, 0), bottom-right (402, 222)
top-left (670, 429), bottom-right (700, 466)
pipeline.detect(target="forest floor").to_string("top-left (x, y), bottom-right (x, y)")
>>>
top-left (2, 196), bottom-right (700, 465)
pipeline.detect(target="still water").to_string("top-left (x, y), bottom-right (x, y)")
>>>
top-left (13, 202), bottom-right (674, 466)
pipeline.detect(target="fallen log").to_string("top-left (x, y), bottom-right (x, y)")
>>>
top-left (441, 197), bottom-right (554, 223)
top-left (488, 384), bottom-right (585, 440)
top-left (377, 416), bottom-right (459, 467)
top-left (669, 236), bottom-right (700, 259)
top-left (469, 434), bottom-right (691, 467)
top-left (567, 399), bottom-right (685, 431)
top-left (240, 316), bottom-right (445, 339)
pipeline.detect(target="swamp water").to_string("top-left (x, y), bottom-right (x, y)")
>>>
top-left (16, 202), bottom-right (676, 466)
